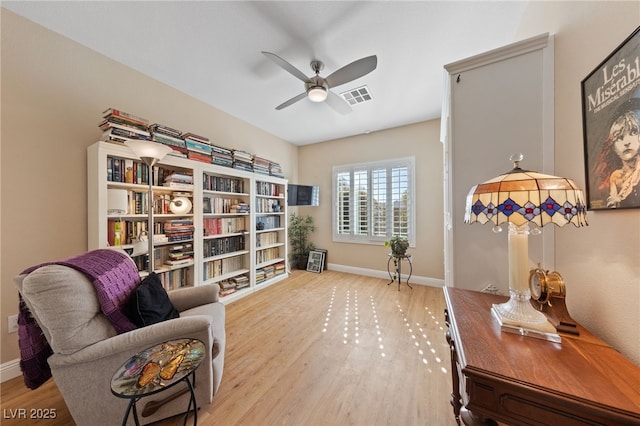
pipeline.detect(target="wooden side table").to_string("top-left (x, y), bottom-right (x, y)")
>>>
top-left (387, 253), bottom-right (413, 290)
top-left (443, 287), bottom-right (640, 426)
top-left (111, 338), bottom-right (205, 426)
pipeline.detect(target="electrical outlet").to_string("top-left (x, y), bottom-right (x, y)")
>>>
top-left (481, 283), bottom-right (500, 295)
top-left (8, 314), bottom-right (18, 333)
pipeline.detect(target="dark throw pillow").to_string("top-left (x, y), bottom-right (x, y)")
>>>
top-left (126, 273), bottom-right (179, 327)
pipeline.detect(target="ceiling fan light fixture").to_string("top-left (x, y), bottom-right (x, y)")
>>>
top-left (307, 86), bottom-right (328, 102)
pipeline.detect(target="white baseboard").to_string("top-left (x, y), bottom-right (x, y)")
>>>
top-left (326, 263), bottom-right (444, 288)
top-left (1, 358), bottom-right (21, 383)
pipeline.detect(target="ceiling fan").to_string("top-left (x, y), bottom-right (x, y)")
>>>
top-left (262, 51), bottom-right (377, 114)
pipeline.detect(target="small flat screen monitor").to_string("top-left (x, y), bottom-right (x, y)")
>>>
top-left (288, 184), bottom-right (319, 206)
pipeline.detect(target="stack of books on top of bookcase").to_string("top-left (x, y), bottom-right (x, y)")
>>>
top-left (98, 109), bottom-right (288, 180)
top-left (270, 161), bottom-right (284, 178)
top-left (253, 156), bottom-right (270, 176)
top-left (233, 150), bottom-right (253, 172)
top-left (183, 133), bottom-right (213, 164)
top-left (99, 108), bottom-right (151, 144)
top-left (211, 145), bottom-right (234, 167)
top-left (150, 123), bottom-right (188, 157)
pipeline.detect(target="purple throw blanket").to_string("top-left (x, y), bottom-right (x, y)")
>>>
top-left (18, 249), bottom-right (140, 389)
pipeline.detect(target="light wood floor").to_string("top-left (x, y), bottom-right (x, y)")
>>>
top-left (1, 270), bottom-right (456, 426)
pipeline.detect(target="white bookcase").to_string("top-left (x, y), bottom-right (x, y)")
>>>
top-left (254, 177), bottom-right (287, 290)
top-left (88, 141), bottom-right (288, 301)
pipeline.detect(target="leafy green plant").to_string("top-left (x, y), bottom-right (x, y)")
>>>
top-left (288, 213), bottom-right (315, 269)
top-left (384, 235), bottom-right (409, 256)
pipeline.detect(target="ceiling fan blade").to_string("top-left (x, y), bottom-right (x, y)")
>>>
top-left (262, 51), bottom-right (311, 83)
top-left (275, 92), bottom-right (307, 110)
top-left (325, 55), bottom-right (377, 88)
top-left (325, 90), bottom-right (352, 115)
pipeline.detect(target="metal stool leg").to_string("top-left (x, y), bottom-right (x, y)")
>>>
top-left (405, 256), bottom-right (413, 289)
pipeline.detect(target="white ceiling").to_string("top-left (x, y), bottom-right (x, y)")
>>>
top-left (3, 1), bottom-right (531, 145)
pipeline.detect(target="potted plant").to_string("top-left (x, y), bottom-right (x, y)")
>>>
top-left (288, 213), bottom-right (315, 269)
top-left (384, 235), bottom-right (409, 256)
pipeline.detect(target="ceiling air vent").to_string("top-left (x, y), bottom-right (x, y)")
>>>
top-left (340, 85), bottom-right (373, 105)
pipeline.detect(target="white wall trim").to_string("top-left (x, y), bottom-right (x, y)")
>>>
top-left (1, 358), bottom-right (21, 383)
top-left (445, 32), bottom-right (550, 74)
top-left (326, 263), bottom-right (445, 288)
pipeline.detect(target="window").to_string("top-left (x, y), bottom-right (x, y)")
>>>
top-left (333, 157), bottom-right (414, 245)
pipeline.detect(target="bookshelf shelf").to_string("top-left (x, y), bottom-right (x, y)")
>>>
top-left (203, 268), bottom-right (251, 286)
top-left (203, 250), bottom-right (250, 262)
top-left (89, 141), bottom-right (288, 297)
top-left (203, 190), bottom-right (250, 197)
top-left (204, 213), bottom-right (250, 217)
top-left (256, 258), bottom-right (286, 269)
top-left (203, 232), bottom-right (248, 240)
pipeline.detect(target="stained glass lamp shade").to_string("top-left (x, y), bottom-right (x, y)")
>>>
top-left (464, 154), bottom-right (587, 332)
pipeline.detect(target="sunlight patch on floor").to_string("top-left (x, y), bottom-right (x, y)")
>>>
top-left (322, 286), bottom-right (337, 333)
top-left (321, 285), bottom-right (387, 357)
top-left (393, 301), bottom-right (448, 375)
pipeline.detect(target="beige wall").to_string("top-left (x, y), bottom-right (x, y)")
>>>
top-left (0, 10), bottom-right (298, 364)
top-left (517, 2), bottom-right (640, 363)
top-left (297, 121), bottom-right (444, 280)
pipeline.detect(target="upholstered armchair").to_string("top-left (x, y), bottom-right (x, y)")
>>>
top-left (14, 249), bottom-right (225, 425)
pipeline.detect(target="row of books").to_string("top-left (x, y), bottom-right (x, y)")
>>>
top-left (107, 219), bottom-right (165, 246)
top-left (156, 267), bottom-right (194, 291)
top-left (255, 198), bottom-right (282, 213)
top-left (100, 108), bottom-right (285, 177)
top-left (203, 175), bottom-right (246, 194)
top-left (203, 197), bottom-right (249, 214)
top-left (203, 217), bottom-right (247, 236)
top-left (107, 155), bottom-right (193, 189)
top-left (203, 255), bottom-right (245, 280)
top-left (203, 235), bottom-right (246, 258)
top-left (256, 247), bottom-right (282, 264)
top-left (256, 216), bottom-right (281, 230)
top-left (107, 157), bottom-right (149, 184)
top-left (255, 231), bottom-right (279, 247)
top-left (109, 190), bottom-right (181, 216)
top-left (256, 181), bottom-right (283, 197)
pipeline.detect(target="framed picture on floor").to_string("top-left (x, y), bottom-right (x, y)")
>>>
top-left (581, 26), bottom-right (640, 210)
top-left (315, 248), bottom-right (328, 270)
top-left (306, 250), bottom-right (325, 273)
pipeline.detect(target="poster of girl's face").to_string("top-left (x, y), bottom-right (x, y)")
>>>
top-left (582, 26), bottom-right (640, 210)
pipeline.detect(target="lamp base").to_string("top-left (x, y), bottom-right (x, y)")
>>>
top-left (491, 289), bottom-right (561, 343)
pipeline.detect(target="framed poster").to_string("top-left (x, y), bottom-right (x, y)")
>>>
top-left (306, 250), bottom-right (325, 273)
top-left (581, 26), bottom-right (640, 210)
